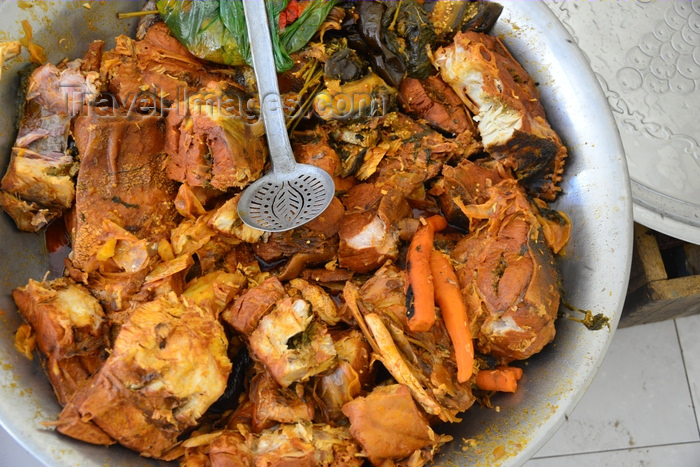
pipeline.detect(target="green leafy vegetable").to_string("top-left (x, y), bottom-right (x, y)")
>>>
top-left (266, 0), bottom-right (294, 73)
top-left (157, 0), bottom-right (247, 66)
top-left (279, 0), bottom-right (338, 53)
top-left (157, 0), bottom-right (337, 73)
top-left (382, 0), bottom-right (436, 79)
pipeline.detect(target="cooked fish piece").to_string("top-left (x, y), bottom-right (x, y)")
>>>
top-left (0, 144), bottom-right (74, 216)
top-left (338, 183), bottom-right (410, 273)
top-left (432, 31), bottom-right (567, 200)
top-left (336, 112), bottom-right (460, 200)
top-left (309, 424), bottom-right (363, 467)
top-left (51, 399), bottom-right (114, 446)
top-left (368, 113), bottom-right (461, 197)
top-left (326, 121), bottom-right (380, 181)
top-left (207, 422), bottom-right (362, 467)
top-left (429, 158), bottom-right (507, 229)
top-left (254, 423), bottom-right (316, 467)
top-left (253, 225), bottom-right (339, 281)
top-left (208, 194), bottom-right (265, 243)
top-left (101, 22), bottom-right (223, 109)
top-left (12, 277), bottom-right (107, 405)
top-left (197, 234), bottom-right (247, 276)
top-left (299, 267), bottom-right (354, 285)
top-left (317, 360), bottom-right (362, 424)
top-left (451, 176), bottom-right (561, 360)
top-left (342, 384), bottom-right (445, 465)
top-left (71, 113), bottom-right (178, 271)
top-left (165, 87), bottom-right (267, 191)
top-left (292, 130), bottom-right (349, 193)
top-left (254, 422), bottom-right (363, 467)
top-left (0, 57), bottom-right (100, 231)
top-left (183, 270), bottom-right (247, 318)
top-left (399, 75), bottom-right (478, 137)
top-left (0, 192), bottom-right (60, 232)
top-left (25, 59), bottom-right (101, 115)
top-left (169, 208), bottom-right (255, 277)
top-left (222, 277), bottom-right (287, 335)
top-left (80, 40), bottom-right (104, 73)
top-left (327, 112), bottom-right (458, 197)
top-left (250, 367), bottom-right (315, 432)
top-left (56, 292), bottom-right (231, 458)
top-left (316, 329), bottom-right (372, 422)
top-left (248, 297), bottom-right (337, 388)
top-left (64, 257), bottom-right (150, 313)
top-left (289, 278), bottom-right (341, 326)
top-left (209, 431), bottom-right (254, 467)
top-left (303, 196), bottom-right (346, 239)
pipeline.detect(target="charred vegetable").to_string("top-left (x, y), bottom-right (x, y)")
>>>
top-left (462, 1), bottom-right (504, 34)
top-left (354, 1), bottom-right (407, 88)
top-left (157, 0), bottom-right (337, 72)
top-left (349, 0), bottom-right (437, 86)
top-left (425, 0), bottom-right (504, 41)
top-left (382, 0), bottom-right (436, 79)
top-left (325, 46), bottom-right (368, 82)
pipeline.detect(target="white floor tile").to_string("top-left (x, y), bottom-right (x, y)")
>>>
top-left (677, 313), bottom-right (700, 436)
top-left (0, 425), bottom-right (45, 467)
top-left (534, 320), bottom-right (699, 457)
top-left (525, 442), bottom-right (700, 467)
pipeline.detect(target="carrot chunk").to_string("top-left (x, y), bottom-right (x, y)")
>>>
top-left (405, 215), bottom-right (447, 332)
top-left (430, 249), bottom-right (473, 382)
top-left (475, 366), bottom-right (524, 393)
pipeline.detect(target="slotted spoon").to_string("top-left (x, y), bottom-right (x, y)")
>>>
top-left (237, 0), bottom-right (334, 232)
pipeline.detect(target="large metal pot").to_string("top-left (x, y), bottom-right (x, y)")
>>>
top-left (0, 2), bottom-right (633, 467)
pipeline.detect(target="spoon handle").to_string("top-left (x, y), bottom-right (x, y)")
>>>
top-left (243, 0), bottom-right (297, 174)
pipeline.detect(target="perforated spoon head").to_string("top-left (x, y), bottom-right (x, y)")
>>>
top-left (238, 165), bottom-right (335, 232)
top-left (237, 0), bottom-right (334, 233)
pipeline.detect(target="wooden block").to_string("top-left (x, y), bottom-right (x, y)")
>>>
top-left (627, 223), bottom-right (666, 295)
top-left (620, 224), bottom-right (700, 328)
top-left (621, 276), bottom-right (700, 327)
top-left (685, 243), bottom-right (700, 275)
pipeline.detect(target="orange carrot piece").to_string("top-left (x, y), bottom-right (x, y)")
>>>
top-left (475, 366), bottom-right (523, 393)
top-left (405, 215), bottom-right (447, 332)
top-left (424, 215), bottom-right (448, 232)
top-left (430, 249), bottom-right (474, 383)
top-left (506, 366), bottom-right (523, 381)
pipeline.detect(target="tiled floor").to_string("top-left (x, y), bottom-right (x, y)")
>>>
top-left (526, 314), bottom-right (700, 467)
top-left (2, 315), bottom-right (700, 467)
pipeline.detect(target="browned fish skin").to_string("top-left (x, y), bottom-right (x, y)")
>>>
top-left (451, 171), bottom-right (561, 361)
top-left (429, 158), bottom-right (507, 229)
top-left (337, 183), bottom-right (410, 273)
top-left (71, 113), bottom-right (178, 271)
top-left (341, 384), bottom-right (438, 464)
top-left (164, 93), bottom-right (267, 191)
top-left (0, 56), bottom-right (100, 231)
top-left (249, 367), bottom-right (315, 432)
top-left (101, 22), bottom-right (223, 109)
top-left (12, 277), bottom-right (107, 406)
top-left (433, 31), bottom-right (567, 201)
top-left (399, 75), bottom-right (477, 137)
top-left (56, 293), bottom-right (231, 458)
top-left (221, 277), bottom-right (287, 335)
